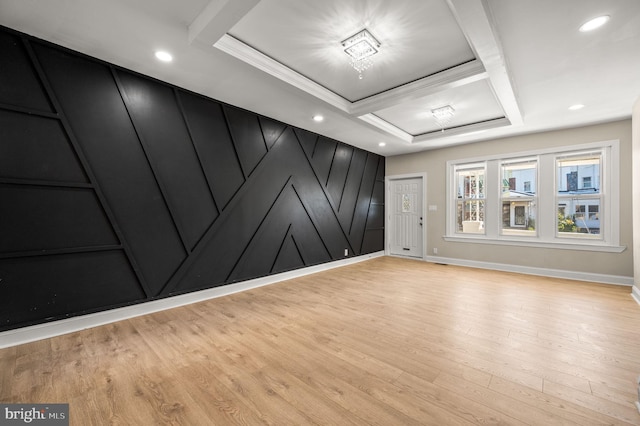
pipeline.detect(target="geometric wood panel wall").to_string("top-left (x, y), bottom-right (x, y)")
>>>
top-left (0, 26), bottom-right (385, 332)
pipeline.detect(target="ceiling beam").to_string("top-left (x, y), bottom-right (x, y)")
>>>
top-left (446, 0), bottom-right (523, 126)
top-left (358, 114), bottom-right (414, 143)
top-left (188, 0), bottom-right (261, 46)
top-left (412, 117), bottom-right (511, 143)
top-left (349, 60), bottom-right (487, 117)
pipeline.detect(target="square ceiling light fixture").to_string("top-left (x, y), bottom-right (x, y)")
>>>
top-left (431, 105), bottom-right (455, 130)
top-left (341, 29), bottom-right (381, 79)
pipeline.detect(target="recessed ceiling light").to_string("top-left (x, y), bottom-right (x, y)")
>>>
top-left (312, 115), bottom-right (324, 122)
top-left (568, 104), bottom-right (585, 111)
top-left (579, 15), bottom-right (610, 32)
top-left (378, 142), bottom-right (386, 147)
top-left (155, 51), bottom-right (173, 62)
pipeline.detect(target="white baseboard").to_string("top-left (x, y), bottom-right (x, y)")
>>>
top-left (423, 255), bottom-right (634, 287)
top-left (0, 252), bottom-right (384, 349)
top-left (632, 286), bottom-right (640, 306)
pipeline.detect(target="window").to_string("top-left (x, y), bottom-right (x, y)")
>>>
top-left (454, 163), bottom-right (485, 234)
top-left (556, 151), bottom-right (602, 238)
top-left (501, 158), bottom-right (537, 236)
top-left (446, 140), bottom-right (621, 251)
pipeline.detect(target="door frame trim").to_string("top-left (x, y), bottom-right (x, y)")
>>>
top-left (385, 173), bottom-right (427, 260)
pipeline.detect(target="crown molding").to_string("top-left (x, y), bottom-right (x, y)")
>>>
top-left (214, 34), bottom-right (351, 112)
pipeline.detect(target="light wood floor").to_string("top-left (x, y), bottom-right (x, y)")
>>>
top-left (2, 256), bottom-right (640, 425)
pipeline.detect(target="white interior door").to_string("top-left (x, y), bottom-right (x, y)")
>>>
top-left (389, 178), bottom-right (423, 258)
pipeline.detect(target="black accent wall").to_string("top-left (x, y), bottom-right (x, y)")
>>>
top-left (0, 27), bottom-right (385, 332)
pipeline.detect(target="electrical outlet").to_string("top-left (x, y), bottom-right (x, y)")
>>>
top-left (344, 248), bottom-right (348, 256)
top-left (433, 247), bottom-right (438, 255)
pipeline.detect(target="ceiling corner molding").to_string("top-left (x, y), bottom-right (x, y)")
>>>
top-left (349, 60), bottom-right (487, 117)
top-left (188, 0), bottom-right (262, 46)
top-left (213, 34), bottom-right (351, 112)
top-left (358, 114), bottom-right (414, 143)
top-left (446, 0), bottom-right (523, 126)
top-left (412, 117), bottom-right (511, 143)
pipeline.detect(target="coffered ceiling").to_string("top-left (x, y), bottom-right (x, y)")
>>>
top-left (1, 0), bottom-right (639, 156)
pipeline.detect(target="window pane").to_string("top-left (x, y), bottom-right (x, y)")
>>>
top-left (456, 167), bottom-right (485, 199)
top-left (456, 200), bottom-right (485, 233)
top-left (502, 159), bottom-right (536, 196)
top-left (557, 198), bottom-right (601, 235)
top-left (557, 152), bottom-right (601, 195)
top-left (502, 200), bottom-right (536, 235)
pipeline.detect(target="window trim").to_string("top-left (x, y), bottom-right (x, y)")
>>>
top-left (445, 140), bottom-right (623, 252)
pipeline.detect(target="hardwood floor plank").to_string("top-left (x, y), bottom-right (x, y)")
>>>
top-left (393, 371), bottom-right (528, 425)
top-left (488, 375), bottom-right (618, 425)
top-left (435, 371), bottom-right (581, 425)
top-left (543, 378), bottom-right (639, 424)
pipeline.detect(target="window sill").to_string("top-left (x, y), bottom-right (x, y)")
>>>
top-left (442, 235), bottom-right (626, 253)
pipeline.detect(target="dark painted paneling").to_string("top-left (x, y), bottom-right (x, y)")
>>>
top-left (371, 180), bottom-right (384, 205)
top-left (272, 235), bottom-right (305, 274)
top-left (0, 251), bottom-right (145, 329)
top-left (0, 32), bottom-right (52, 112)
top-left (0, 26), bottom-right (384, 332)
top-left (116, 70), bottom-right (216, 250)
top-left (224, 105), bottom-right (268, 176)
top-left (259, 116), bottom-right (287, 150)
top-left (177, 90), bottom-right (243, 210)
top-left (293, 128), bottom-right (317, 158)
top-left (227, 188), bottom-right (300, 282)
top-left (289, 208), bottom-right (333, 266)
top-left (0, 185), bottom-right (118, 253)
top-left (361, 229), bottom-right (384, 255)
top-left (0, 110), bottom-right (86, 182)
top-left (365, 203), bottom-right (384, 230)
top-left (336, 150), bottom-right (367, 231)
top-left (293, 178), bottom-right (352, 259)
top-left (376, 157), bottom-right (385, 181)
top-left (171, 128), bottom-right (305, 292)
top-left (227, 180), bottom-right (334, 281)
top-left (349, 154), bottom-right (379, 248)
top-left (311, 136), bottom-right (337, 186)
top-left (32, 42), bottom-right (186, 295)
top-left (326, 144), bottom-right (353, 208)
top-left (362, 158), bottom-right (386, 254)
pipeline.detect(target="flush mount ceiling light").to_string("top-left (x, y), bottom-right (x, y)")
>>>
top-left (154, 50), bottom-right (173, 62)
top-left (431, 105), bottom-right (455, 130)
top-left (378, 142), bottom-right (386, 147)
top-left (312, 114), bottom-right (324, 122)
top-left (579, 15), bottom-right (610, 32)
top-left (341, 29), bottom-right (381, 79)
top-left (568, 104), bottom-right (585, 110)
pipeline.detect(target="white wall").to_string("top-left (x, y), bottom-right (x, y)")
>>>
top-left (387, 120), bottom-right (633, 282)
top-left (632, 99), bottom-right (640, 303)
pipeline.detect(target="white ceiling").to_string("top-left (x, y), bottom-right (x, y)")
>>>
top-left (1, 0), bottom-right (639, 156)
